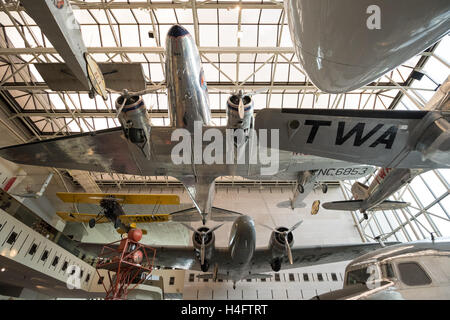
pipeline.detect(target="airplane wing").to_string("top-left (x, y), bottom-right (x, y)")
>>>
top-left (56, 211), bottom-right (109, 223)
top-left (56, 192), bottom-right (180, 205)
top-left (0, 127), bottom-right (201, 176)
top-left (255, 109), bottom-right (450, 169)
top-left (248, 242), bottom-right (391, 274)
top-left (322, 200), bottom-right (409, 211)
top-left (77, 241), bottom-right (389, 274)
top-left (0, 128), bottom-right (143, 174)
top-left (77, 241), bottom-right (201, 271)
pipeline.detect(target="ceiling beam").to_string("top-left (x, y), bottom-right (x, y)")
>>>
top-left (2, 1), bottom-right (284, 11)
top-left (0, 46), bottom-right (296, 55)
top-left (1, 82), bottom-right (430, 92)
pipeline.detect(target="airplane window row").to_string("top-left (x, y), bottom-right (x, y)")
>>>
top-left (187, 273), bottom-right (340, 283)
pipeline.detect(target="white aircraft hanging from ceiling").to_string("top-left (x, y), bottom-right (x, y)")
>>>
top-left (312, 238), bottom-right (450, 300)
top-left (284, 0), bottom-right (450, 93)
top-left (78, 215), bottom-right (394, 288)
top-left (0, 1), bottom-right (449, 225)
top-left (322, 167), bottom-right (422, 219)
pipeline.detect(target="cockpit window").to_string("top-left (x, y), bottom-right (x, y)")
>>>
top-left (397, 262), bottom-right (431, 286)
top-left (346, 267), bottom-right (370, 286)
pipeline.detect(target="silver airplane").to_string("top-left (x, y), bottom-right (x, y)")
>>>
top-left (0, 23), bottom-right (374, 224)
top-left (79, 215), bottom-right (392, 289)
top-left (0, 5), bottom-right (449, 223)
top-left (322, 167), bottom-right (423, 219)
top-left (313, 238), bottom-right (450, 299)
top-left (285, 0), bottom-right (450, 93)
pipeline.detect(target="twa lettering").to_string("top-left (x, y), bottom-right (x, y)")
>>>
top-left (304, 120), bottom-right (398, 149)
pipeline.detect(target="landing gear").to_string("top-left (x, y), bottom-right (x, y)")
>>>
top-left (270, 258), bottom-right (282, 272)
top-left (201, 261), bottom-right (210, 272)
top-left (321, 184), bottom-right (328, 194)
top-left (128, 128), bottom-right (146, 144)
top-left (297, 184), bottom-right (304, 194)
top-left (213, 264), bottom-right (219, 282)
top-left (233, 281), bottom-right (236, 290)
top-left (88, 218), bottom-right (96, 228)
top-left (363, 213), bottom-right (368, 220)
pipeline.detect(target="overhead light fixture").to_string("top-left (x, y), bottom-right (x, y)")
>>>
top-left (235, 5), bottom-right (241, 11)
top-left (0, 268), bottom-right (5, 272)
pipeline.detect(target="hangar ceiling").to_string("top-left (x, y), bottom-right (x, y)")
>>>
top-left (0, 0), bottom-right (448, 243)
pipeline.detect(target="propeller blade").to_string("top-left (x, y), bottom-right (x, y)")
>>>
top-left (207, 223), bottom-right (224, 234)
top-left (284, 234), bottom-right (294, 265)
top-left (116, 96), bottom-right (127, 118)
top-left (180, 223), bottom-right (197, 233)
top-left (200, 235), bottom-right (206, 265)
top-left (247, 88), bottom-right (269, 96)
top-left (289, 220), bottom-right (303, 233)
top-left (238, 97), bottom-right (245, 119)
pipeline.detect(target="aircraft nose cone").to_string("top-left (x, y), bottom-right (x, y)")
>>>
top-left (168, 25), bottom-right (189, 37)
top-left (236, 215), bottom-right (254, 226)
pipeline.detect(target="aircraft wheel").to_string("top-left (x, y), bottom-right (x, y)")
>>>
top-left (270, 258), bottom-right (281, 272)
top-left (363, 213), bottom-right (368, 220)
top-left (201, 261), bottom-right (209, 272)
top-left (297, 184), bottom-right (304, 194)
top-left (88, 218), bottom-right (96, 228)
top-left (321, 184), bottom-right (328, 194)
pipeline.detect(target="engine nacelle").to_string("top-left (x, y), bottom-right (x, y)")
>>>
top-left (115, 95), bottom-right (151, 158)
top-left (192, 227), bottom-right (216, 271)
top-left (268, 227), bottom-right (294, 272)
top-left (115, 95), bottom-right (150, 143)
top-left (226, 94), bottom-right (254, 131)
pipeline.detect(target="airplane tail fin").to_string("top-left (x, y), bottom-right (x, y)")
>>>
top-left (351, 182), bottom-right (370, 200)
top-left (322, 200), bottom-right (409, 211)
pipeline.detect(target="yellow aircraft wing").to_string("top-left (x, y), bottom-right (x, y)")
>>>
top-left (56, 192), bottom-right (180, 205)
top-left (56, 211), bottom-right (109, 223)
top-left (119, 214), bottom-right (170, 224)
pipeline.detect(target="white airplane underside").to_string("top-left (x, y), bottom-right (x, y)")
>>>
top-left (285, 0), bottom-right (450, 93)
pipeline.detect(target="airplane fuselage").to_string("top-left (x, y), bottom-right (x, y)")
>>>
top-left (166, 25), bottom-right (211, 131)
top-left (227, 215), bottom-right (257, 282)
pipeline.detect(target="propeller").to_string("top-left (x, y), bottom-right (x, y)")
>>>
top-left (181, 223), bottom-right (224, 265)
top-left (260, 220), bottom-right (303, 265)
top-left (113, 86), bottom-right (163, 118)
top-left (209, 87), bottom-right (268, 120)
top-left (237, 90), bottom-right (245, 120)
